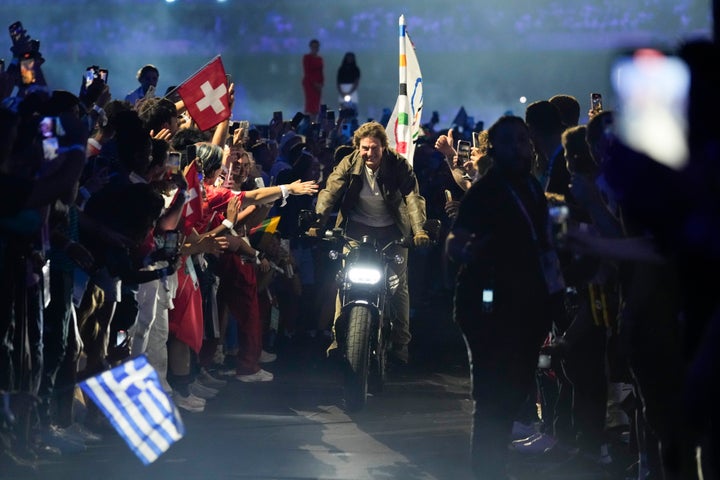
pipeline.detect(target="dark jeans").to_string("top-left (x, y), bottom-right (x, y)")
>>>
top-left (38, 269), bottom-right (74, 426)
top-left (458, 310), bottom-right (549, 479)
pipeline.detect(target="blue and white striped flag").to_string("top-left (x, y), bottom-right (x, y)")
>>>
top-left (79, 355), bottom-right (185, 465)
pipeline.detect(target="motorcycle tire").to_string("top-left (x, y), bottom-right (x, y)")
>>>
top-left (369, 321), bottom-right (389, 394)
top-left (343, 305), bottom-right (372, 412)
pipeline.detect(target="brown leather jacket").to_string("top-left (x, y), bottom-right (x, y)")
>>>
top-left (314, 147), bottom-right (427, 238)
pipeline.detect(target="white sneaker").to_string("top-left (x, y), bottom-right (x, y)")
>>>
top-left (189, 380), bottom-right (218, 399)
top-left (198, 368), bottom-right (227, 388)
top-left (173, 392), bottom-right (205, 413)
top-left (510, 432), bottom-right (557, 454)
top-left (235, 368), bottom-right (274, 383)
top-left (259, 350), bottom-right (277, 364)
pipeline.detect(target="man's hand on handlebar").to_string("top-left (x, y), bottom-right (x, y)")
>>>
top-left (413, 230), bottom-right (431, 248)
top-left (306, 227), bottom-right (321, 238)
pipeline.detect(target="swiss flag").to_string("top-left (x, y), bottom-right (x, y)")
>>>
top-left (177, 56), bottom-right (231, 132)
top-left (181, 159), bottom-right (205, 235)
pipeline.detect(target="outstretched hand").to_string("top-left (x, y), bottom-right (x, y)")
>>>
top-left (288, 179), bottom-right (319, 196)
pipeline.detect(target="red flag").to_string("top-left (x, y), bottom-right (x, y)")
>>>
top-left (177, 56), bottom-right (230, 131)
top-left (181, 160), bottom-right (204, 235)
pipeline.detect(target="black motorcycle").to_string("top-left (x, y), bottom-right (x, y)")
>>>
top-left (300, 210), bottom-right (439, 411)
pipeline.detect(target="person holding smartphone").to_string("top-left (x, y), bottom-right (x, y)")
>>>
top-left (125, 64), bottom-right (159, 107)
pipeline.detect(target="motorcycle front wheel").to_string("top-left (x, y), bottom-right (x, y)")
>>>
top-left (343, 305), bottom-right (372, 412)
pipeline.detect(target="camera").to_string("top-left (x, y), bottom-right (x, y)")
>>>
top-left (8, 21), bottom-right (39, 59)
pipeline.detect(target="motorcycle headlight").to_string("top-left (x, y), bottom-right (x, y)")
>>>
top-left (347, 266), bottom-right (382, 285)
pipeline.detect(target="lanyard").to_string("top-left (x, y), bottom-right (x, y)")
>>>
top-left (504, 179), bottom-right (543, 244)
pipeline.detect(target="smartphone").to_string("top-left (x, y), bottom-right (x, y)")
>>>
top-left (166, 151), bottom-right (181, 174)
top-left (457, 140), bottom-right (472, 163)
top-left (326, 110), bottom-right (336, 125)
top-left (444, 189), bottom-right (453, 202)
top-left (590, 93), bottom-right (603, 114)
top-left (239, 120), bottom-right (250, 142)
top-left (145, 84), bottom-right (156, 99)
top-left (39, 116), bottom-right (63, 161)
top-left (290, 111), bottom-right (304, 129)
top-left (84, 66), bottom-right (97, 88)
top-left (611, 48), bottom-right (690, 169)
top-left (472, 131), bottom-right (480, 149)
top-left (162, 230), bottom-right (180, 256)
top-left (228, 120), bottom-right (240, 135)
top-left (98, 68), bottom-right (108, 83)
top-left (20, 56), bottom-right (36, 85)
top-left (116, 330), bottom-right (127, 347)
top-left (272, 111), bottom-right (283, 125)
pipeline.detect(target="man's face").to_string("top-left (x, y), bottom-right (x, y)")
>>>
top-left (359, 136), bottom-right (383, 171)
top-left (140, 70), bottom-right (159, 90)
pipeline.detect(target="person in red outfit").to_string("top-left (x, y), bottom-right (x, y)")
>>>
top-left (302, 39), bottom-right (324, 122)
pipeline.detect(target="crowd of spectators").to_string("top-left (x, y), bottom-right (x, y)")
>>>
top-left (1, 17), bottom-right (719, 480)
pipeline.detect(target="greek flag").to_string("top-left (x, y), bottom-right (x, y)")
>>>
top-left (79, 355), bottom-right (185, 465)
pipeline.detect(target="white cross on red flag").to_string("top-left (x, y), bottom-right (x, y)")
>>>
top-left (177, 56), bottom-right (230, 131)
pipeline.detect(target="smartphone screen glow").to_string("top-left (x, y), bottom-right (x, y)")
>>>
top-left (612, 48), bottom-right (690, 169)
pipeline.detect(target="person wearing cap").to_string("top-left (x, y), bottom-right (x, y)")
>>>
top-left (309, 121), bottom-right (430, 365)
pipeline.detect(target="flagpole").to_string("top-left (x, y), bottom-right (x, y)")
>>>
top-left (397, 15), bottom-right (410, 159)
top-left (399, 15), bottom-right (407, 99)
top-left (386, 14), bottom-right (422, 165)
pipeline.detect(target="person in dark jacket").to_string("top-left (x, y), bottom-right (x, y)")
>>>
top-left (310, 121), bottom-right (430, 364)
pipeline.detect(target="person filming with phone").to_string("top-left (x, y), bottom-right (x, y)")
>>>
top-left (125, 64), bottom-right (159, 107)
